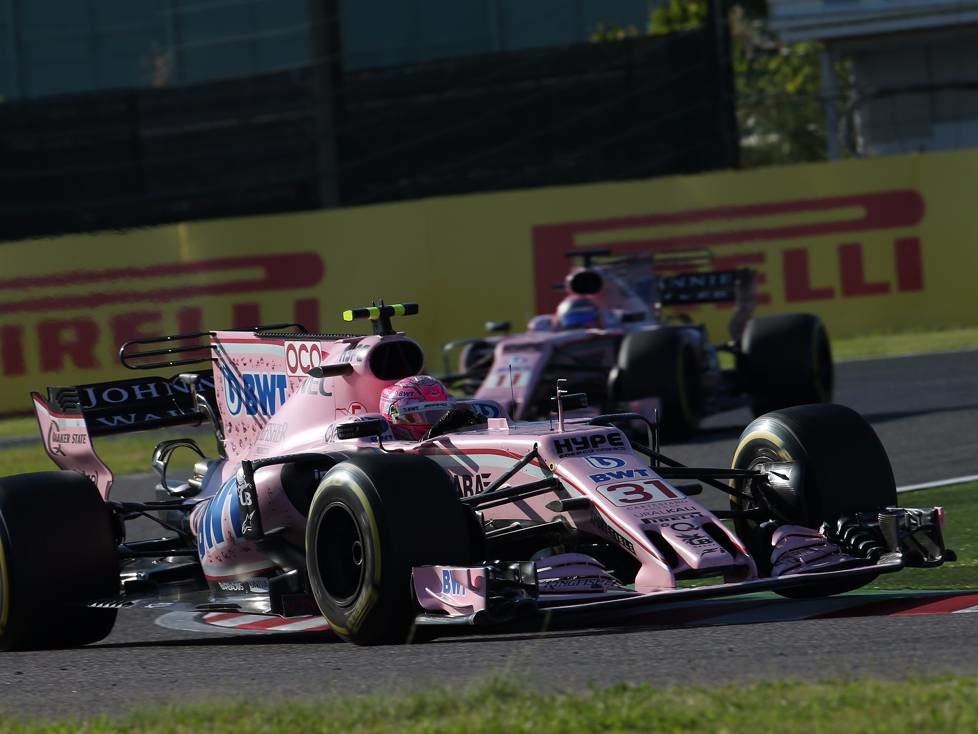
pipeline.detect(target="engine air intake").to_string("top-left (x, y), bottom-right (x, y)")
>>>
top-left (367, 340), bottom-right (424, 381)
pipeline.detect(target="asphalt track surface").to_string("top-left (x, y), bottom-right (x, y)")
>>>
top-left (1, 351), bottom-right (976, 718)
top-left (671, 348), bottom-right (978, 493)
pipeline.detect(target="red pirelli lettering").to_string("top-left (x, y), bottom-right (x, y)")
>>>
top-left (532, 190), bottom-right (925, 311)
top-left (839, 243), bottom-right (889, 297)
top-left (1, 325), bottom-right (25, 376)
top-left (38, 319), bottom-right (100, 372)
top-left (895, 238), bottom-right (924, 292)
top-left (0, 252), bottom-right (325, 314)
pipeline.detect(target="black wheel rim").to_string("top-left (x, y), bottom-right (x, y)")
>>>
top-left (316, 502), bottom-right (366, 607)
top-left (734, 445), bottom-right (783, 567)
top-left (743, 449), bottom-right (781, 512)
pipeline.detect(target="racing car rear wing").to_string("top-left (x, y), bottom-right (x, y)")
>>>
top-left (572, 248), bottom-right (758, 339)
top-left (31, 368), bottom-right (221, 501)
top-left (572, 249), bottom-right (756, 306)
top-left (40, 370), bottom-right (217, 438)
top-left (32, 392), bottom-right (115, 499)
top-left (91, 321), bottom-right (311, 436)
top-left (657, 268), bottom-right (754, 306)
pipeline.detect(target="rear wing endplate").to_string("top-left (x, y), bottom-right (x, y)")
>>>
top-left (31, 369), bottom-right (221, 500)
top-left (32, 393), bottom-right (114, 500)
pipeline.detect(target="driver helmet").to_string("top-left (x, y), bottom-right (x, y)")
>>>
top-left (556, 297), bottom-right (601, 330)
top-left (527, 314), bottom-right (554, 332)
top-left (379, 375), bottom-right (454, 440)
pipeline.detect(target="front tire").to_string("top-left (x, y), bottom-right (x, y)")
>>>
top-left (0, 472), bottom-right (119, 651)
top-left (730, 404), bottom-right (895, 596)
top-left (305, 453), bottom-right (480, 645)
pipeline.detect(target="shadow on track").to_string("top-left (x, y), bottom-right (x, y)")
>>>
top-left (94, 588), bottom-right (978, 650)
top-left (92, 632), bottom-right (340, 650)
top-left (859, 403), bottom-right (978, 425)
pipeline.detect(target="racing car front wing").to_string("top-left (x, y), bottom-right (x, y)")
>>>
top-left (410, 552), bottom-right (908, 629)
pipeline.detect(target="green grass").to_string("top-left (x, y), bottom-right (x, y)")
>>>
top-left (4, 676), bottom-right (978, 732)
top-left (0, 427), bottom-right (214, 477)
top-left (0, 416), bottom-right (40, 440)
top-left (831, 325), bottom-right (978, 361)
top-left (869, 482), bottom-right (978, 590)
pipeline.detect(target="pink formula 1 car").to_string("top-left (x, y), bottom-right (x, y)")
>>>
top-left (0, 304), bottom-right (949, 649)
top-left (443, 249), bottom-right (833, 438)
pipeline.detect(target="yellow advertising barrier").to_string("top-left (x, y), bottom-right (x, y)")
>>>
top-left (1, 148), bottom-right (976, 413)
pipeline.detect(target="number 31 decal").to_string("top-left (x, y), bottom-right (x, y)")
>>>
top-left (596, 479), bottom-right (679, 506)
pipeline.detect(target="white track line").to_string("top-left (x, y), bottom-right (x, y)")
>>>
top-left (897, 474), bottom-right (978, 493)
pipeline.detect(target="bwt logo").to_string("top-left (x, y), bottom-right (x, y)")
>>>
top-left (590, 467), bottom-right (652, 483)
top-left (222, 366), bottom-right (287, 417)
top-left (585, 455), bottom-right (627, 469)
top-left (442, 570), bottom-right (464, 596)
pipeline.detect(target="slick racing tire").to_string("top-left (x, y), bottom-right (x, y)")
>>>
top-left (740, 314), bottom-right (833, 417)
top-left (458, 340), bottom-right (495, 381)
top-left (611, 327), bottom-right (703, 440)
top-left (306, 453), bottom-right (480, 645)
top-left (0, 472), bottom-right (119, 651)
top-left (730, 404), bottom-right (896, 597)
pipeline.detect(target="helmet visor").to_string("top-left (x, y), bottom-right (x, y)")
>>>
top-left (561, 309), bottom-right (598, 328)
top-left (394, 400), bottom-right (454, 425)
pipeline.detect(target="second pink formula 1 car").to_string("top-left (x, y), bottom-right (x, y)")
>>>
top-left (444, 249), bottom-right (833, 438)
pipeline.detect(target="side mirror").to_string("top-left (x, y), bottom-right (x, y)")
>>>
top-left (335, 418), bottom-right (388, 440)
top-left (620, 311), bottom-right (647, 324)
top-left (558, 392), bottom-right (589, 411)
top-left (485, 320), bottom-right (511, 334)
top-left (308, 363), bottom-right (353, 378)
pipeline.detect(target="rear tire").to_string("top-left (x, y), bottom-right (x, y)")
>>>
top-left (0, 472), bottom-right (119, 651)
top-left (305, 453), bottom-right (480, 645)
top-left (611, 328), bottom-right (703, 440)
top-left (730, 404), bottom-right (895, 597)
top-left (458, 340), bottom-right (494, 377)
top-left (740, 314), bottom-right (833, 416)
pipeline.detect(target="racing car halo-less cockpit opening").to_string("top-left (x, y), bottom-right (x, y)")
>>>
top-left (380, 375), bottom-right (456, 441)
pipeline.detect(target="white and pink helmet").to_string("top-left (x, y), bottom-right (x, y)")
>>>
top-left (379, 375), bottom-right (454, 440)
